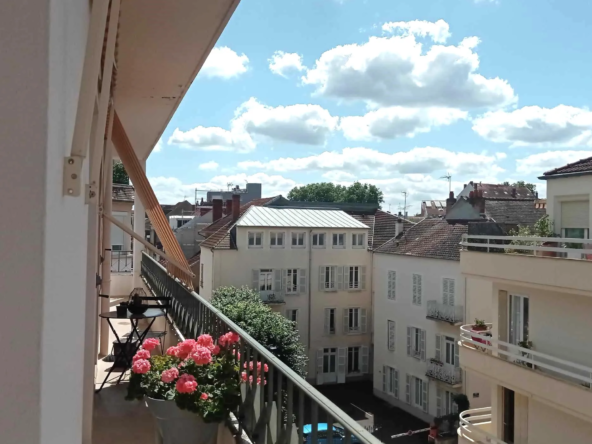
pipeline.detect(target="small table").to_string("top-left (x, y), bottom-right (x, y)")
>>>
top-left (96, 308), bottom-right (165, 393)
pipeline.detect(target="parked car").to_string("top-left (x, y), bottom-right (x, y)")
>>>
top-left (302, 424), bottom-right (362, 444)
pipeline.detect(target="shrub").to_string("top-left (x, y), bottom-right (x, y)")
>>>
top-left (212, 286), bottom-right (308, 378)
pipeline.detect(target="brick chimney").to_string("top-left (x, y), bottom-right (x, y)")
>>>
top-left (395, 218), bottom-right (405, 237)
top-left (225, 199), bottom-right (233, 216)
top-left (511, 187), bottom-right (516, 198)
top-left (446, 191), bottom-right (456, 213)
top-left (212, 199), bottom-right (223, 222)
top-left (232, 194), bottom-right (240, 221)
top-left (469, 189), bottom-right (486, 215)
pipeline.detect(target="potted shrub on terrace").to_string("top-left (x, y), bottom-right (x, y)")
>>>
top-left (126, 333), bottom-right (252, 444)
top-left (470, 319), bottom-right (491, 348)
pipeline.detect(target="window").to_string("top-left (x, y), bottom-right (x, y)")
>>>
top-left (347, 347), bottom-right (360, 373)
top-left (200, 263), bottom-right (204, 288)
top-left (413, 377), bottom-right (427, 411)
top-left (248, 232), bottom-right (263, 248)
top-left (407, 326), bottom-right (425, 360)
top-left (383, 366), bottom-right (399, 398)
top-left (349, 308), bottom-right (359, 332)
top-left (442, 278), bottom-right (455, 306)
top-left (323, 348), bottom-right (337, 373)
top-left (347, 266), bottom-right (365, 290)
top-left (563, 228), bottom-right (589, 239)
top-left (291, 232), bottom-right (305, 248)
top-left (352, 233), bottom-right (365, 248)
top-left (286, 309), bottom-right (298, 323)
top-left (344, 307), bottom-right (367, 334)
top-left (270, 232), bottom-right (285, 248)
top-left (312, 233), bottom-right (326, 248)
top-left (444, 390), bottom-right (457, 415)
top-left (325, 308), bottom-right (336, 335)
top-left (332, 233), bottom-right (345, 248)
top-left (259, 269), bottom-right (273, 292)
top-left (286, 269), bottom-right (299, 294)
top-left (412, 274), bottom-right (423, 305)
top-left (321, 266), bottom-right (338, 290)
top-left (387, 320), bottom-right (396, 351)
top-left (445, 336), bottom-right (456, 366)
top-left (387, 271), bottom-right (396, 300)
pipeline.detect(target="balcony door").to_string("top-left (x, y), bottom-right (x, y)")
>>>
top-left (508, 295), bottom-right (529, 345)
top-left (502, 387), bottom-right (515, 443)
top-left (322, 348), bottom-right (337, 384)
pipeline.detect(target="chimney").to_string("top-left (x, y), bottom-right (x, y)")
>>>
top-left (469, 189), bottom-right (486, 215)
top-left (395, 218), bottom-right (405, 237)
top-left (232, 194), bottom-right (240, 222)
top-left (200, 207), bottom-right (208, 216)
top-left (511, 187), bottom-right (516, 198)
top-left (446, 191), bottom-right (456, 214)
top-left (212, 199), bottom-right (223, 222)
top-left (225, 199), bottom-right (233, 216)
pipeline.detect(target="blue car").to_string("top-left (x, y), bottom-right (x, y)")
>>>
top-left (302, 424), bottom-right (362, 444)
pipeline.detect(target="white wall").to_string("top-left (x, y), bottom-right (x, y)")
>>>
top-left (203, 226), bottom-right (372, 383)
top-left (546, 175), bottom-right (592, 234)
top-left (372, 253), bottom-right (492, 422)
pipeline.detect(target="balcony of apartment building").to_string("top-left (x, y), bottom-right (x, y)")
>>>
top-left (425, 359), bottom-right (462, 388)
top-left (426, 301), bottom-right (464, 325)
top-left (457, 407), bottom-right (507, 444)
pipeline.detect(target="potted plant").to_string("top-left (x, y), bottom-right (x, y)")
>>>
top-left (470, 319), bottom-right (491, 347)
top-left (126, 332), bottom-right (254, 444)
top-left (517, 340), bottom-right (534, 368)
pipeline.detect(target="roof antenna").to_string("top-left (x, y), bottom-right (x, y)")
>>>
top-left (440, 172), bottom-right (452, 193)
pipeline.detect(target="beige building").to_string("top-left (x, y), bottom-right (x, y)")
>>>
top-left (457, 157), bottom-right (592, 444)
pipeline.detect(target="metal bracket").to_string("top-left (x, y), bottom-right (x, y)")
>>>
top-left (63, 156), bottom-right (83, 197)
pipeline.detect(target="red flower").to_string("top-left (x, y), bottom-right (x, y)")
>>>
top-left (176, 374), bottom-right (197, 394)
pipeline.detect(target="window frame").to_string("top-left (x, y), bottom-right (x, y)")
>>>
top-left (412, 273), bottom-right (423, 306)
top-left (291, 232), bottom-right (306, 248)
top-left (348, 266), bottom-right (361, 290)
top-left (270, 231), bottom-right (285, 248)
top-left (332, 233), bottom-right (346, 249)
top-left (312, 232), bottom-right (326, 248)
top-left (347, 346), bottom-right (360, 374)
top-left (348, 308), bottom-right (360, 333)
top-left (286, 268), bottom-right (299, 294)
top-left (352, 233), bottom-right (365, 249)
top-left (248, 232), bottom-right (263, 249)
top-left (324, 266), bottom-right (336, 290)
top-left (413, 377), bottom-right (424, 409)
top-left (326, 308), bottom-right (336, 335)
top-left (287, 309), bottom-right (298, 323)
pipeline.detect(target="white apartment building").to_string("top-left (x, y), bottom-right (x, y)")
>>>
top-left (199, 206), bottom-right (375, 384)
top-left (372, 218), bottom-right (492, 423)
top-left (457, 157), bottom-right (592, 444)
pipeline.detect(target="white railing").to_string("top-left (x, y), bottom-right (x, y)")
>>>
top-left (461, 234), bottom-right (592, 259)
top-left (259, 291), bottom-right (284, 304)
top-left (426, 359), bottom-right (462, 385)
top-left (460, 324), bottom-right (592, 388)
top-left (427, 301), bottom-right (464, 324)
top-left (458, 407), bottom-right (507, 444)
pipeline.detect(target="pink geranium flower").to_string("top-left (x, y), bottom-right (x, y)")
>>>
top-left (241, 371), bottom-right (248, 382)
top-left (232, 349), bottom-right (241, 360)
top-left (188, 345), bottom-right (212, 365)
top-left (197, 334), bottom-right (214, 349)
top-left (212, 345), bottom-right (220, 356)
top-left (132, 359), bottom-right (151, 374)
top-left (142, 338), bottom-right (160, 351)
top-left (176, 374), bottom-right (197, 394)
top-left (161, 367), bottom-right (179, 383)
top-left (200, 393), bottom-right (209, 400)
top-left (218, 332), bottom-right (240, 348)
top-left (132, 349), bottom-right (150, 363)
top-left (166, 346), bottom-right (179, 357)
top-left (177, 339), bottom-right (197, 359)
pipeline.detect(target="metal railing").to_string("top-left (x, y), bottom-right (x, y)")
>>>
top-left (461, 234), bottom-right (592, 259)
top-left (111, 250), bottom-right (133, 272)
top-left (426, 359), bottom-right (462, 386)
top-left (458, 407), bottom-right (506, 444)
top-left (426, 301), bottom-right (464, 324)
top-left (141, 253), bottom-right (381, 444)
top-left (460, 324), bottom-right (592, 388)
top-left (260, 291), bottom-right (285, 304)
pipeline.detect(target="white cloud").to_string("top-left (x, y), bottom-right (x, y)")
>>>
top-left (269, 51), bottom-right (307, 77)
top-left (238, 146), bottom-right (504, 177)
top-left (382, 19), bottom-right (451, 44)
top-left (168, 126), bottom-right (255, 152)
top-left (199, 161), bottom-right (219, 171)
top-left (201, 47), bottom-right (249, 79)
top-left (516, 150), bottom-right (592, 175)
top-left (473, 105), bottom-right (592, 147)
top-left (340, 107), bottom-right (467, 140)
top-left (302, 21), bottom-right (516, 109)
top-left (149, 173), bottom-right (298, 204)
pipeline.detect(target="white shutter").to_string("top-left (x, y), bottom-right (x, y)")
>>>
top-left (561, 201), bottom-right (589, 228)
top-left (382, 366), bottom-right (387, 392)
top-left (436, 388), bottom-right (442, 417)
top-left (387, 271), bottom-right (396, 300)
top-left (324, 308), bottom-right (330, 335)
top-left (454, 341), bottom-right (460, 368)
top-left (360, 266), bottom-right (366, 290)
top-left (282, 269), bottom-right (288, 293)
top-left (406, 327), bottom-right (412, 356)
top-left (319, 266), bottom-right (325, 291)
top-left (316, 350), bottom-right (324, 385)
top-left (337, 348), bottom-right (346, 383)
top-left (361, 309), bottom-right (367, 334)
top-left (435, 334), bottom-right (442, 361)
top-left (337, 266), bottom-right (344, 290)
top-left (405, 374), bottom-right (411, 404)
top-left (343, 309), bottom-right (349, 334)
top-left (412, 275), bottom-right (418, 304)
top-left (361, 346), bottom-right (369, 373)
top-left (394, 369), bottom-right (399, 399)
top-left (252, 270), bottom-right (259, 291)
top-left (449, 279), bottom-right (455, 306)
top-left (417, 275), bottom-right (423, 304)
top-left (422, 379), bottom-right (428, 413)
top-left (299, 269), bottom-right (307, 293)
top-left (442, 279), bottom-right (449, 306)
top-left (388, 320), bottom-right (395, 351)
top-left (274, 269), bottom-right (282, 294)
top-left (420, 329), bottom-right (426, 361)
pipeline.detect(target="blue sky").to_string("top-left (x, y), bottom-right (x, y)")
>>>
top-left (148, 0), bottom-right (592, 214)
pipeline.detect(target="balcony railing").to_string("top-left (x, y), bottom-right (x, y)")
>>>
top-left (140, 253), bottom-right (380, 444)
top-left (461, 234), bottom-right (592, 259)
top-left (460, 324), bottom-right (592, 389)
top-left (426, 359), bottom-right (462, 386)
top-left (260, 291), bottom-right (285, 304)
top-left (111, 250), bottom-right (133, 272)
top-left (458, 407), bottom-right (507, 444)
top-left (426, 301), bottom-right (463, 324)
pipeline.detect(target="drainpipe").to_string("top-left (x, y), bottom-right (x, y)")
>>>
top-left (307, 229), bottom-right (313, 352)
top-left (99, 142), bottom-right (113, 356)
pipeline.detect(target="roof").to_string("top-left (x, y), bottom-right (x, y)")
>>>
top-left (485, 199), bottom-right (547, 226)
top-left (422, 200), bottom-right (446, 217)
top-left (112, 183), bottom-right (134, 202)
top-left (542, 155), bottom-right (592, 178)
top-left (462, 183), bottom-right (536, 200)
top-left (236, 207), bottom-right (369, 229)
top-left (167, 200), bottom-right (195, 217)
top-left (268, 197), bottom-right (378, 215)
top-left (375, 218), bottom-right (467, 261)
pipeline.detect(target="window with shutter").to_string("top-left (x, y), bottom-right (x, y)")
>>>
top-left (361, 308), bottom-right (367, 333)
top-left (443, 278), bottom-right (455, 306)
top-left (405, 374), bottom-right (411, 404)
top-left (325, 308), bottom-right (336, 335)
top-left (436, 388), bottom-right (442, 417)
top-left (412, 274), bottom-right (422, 305)
top-left (337, 266), bottom-right (344, 290)
top-left (422, 379), bottom-right (428, 413)
top-left (387, 320), bottom-right (396, 351)
top-left (435, 334), bottom-right (442, 361)
top-left (394, 369), bottom-right (399, 399)
top-left (298, 269), bottom-right (307, 293)
top-left (387, 271), bottom-right (396, 300)
top-left (321, 266), bottom-right (336, 290)
top-left (420, 329), bottom-right (426, 361)
top-left (286, 269), bottom-right (298, 294)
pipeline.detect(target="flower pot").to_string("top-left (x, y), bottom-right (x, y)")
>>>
top-left (470, 326), bottom-right (492, 347)
top-left (145, 397), bottom-right (219, 444)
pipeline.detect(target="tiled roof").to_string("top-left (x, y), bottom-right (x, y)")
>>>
top-left (167, 200), bottom-right (195, 217)
top-left (349, 211), bottom-right (416, 250)
top-left (375, 219), bottom-right (467, 261)
top-left (542, 155), bottom-right (592, 177)
top-left (422, 200), bottom-right (446, 217)
top-left (112, 184), bottom-right (134, 202)
top-left (471, 183), bottom-right (536, 200)
top-left (485, 199), bottom-right (547, 227)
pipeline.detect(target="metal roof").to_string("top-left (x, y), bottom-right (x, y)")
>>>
top-left (236, 206), bottom-right (369, 229)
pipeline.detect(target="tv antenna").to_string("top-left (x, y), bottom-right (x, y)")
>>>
top-left (226, 182), bottom-right (233, 191)
top-left (440, 172), bottom-right (452, 193)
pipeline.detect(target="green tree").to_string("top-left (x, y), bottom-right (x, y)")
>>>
top-left (211, 286), bottom-right (308, 377)
top-left (113, 160), bottom-right (130, 184)
top-left (287, 182), bottom-right (384, 205)
top-left (512, 180), bottom-right (537, 193)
